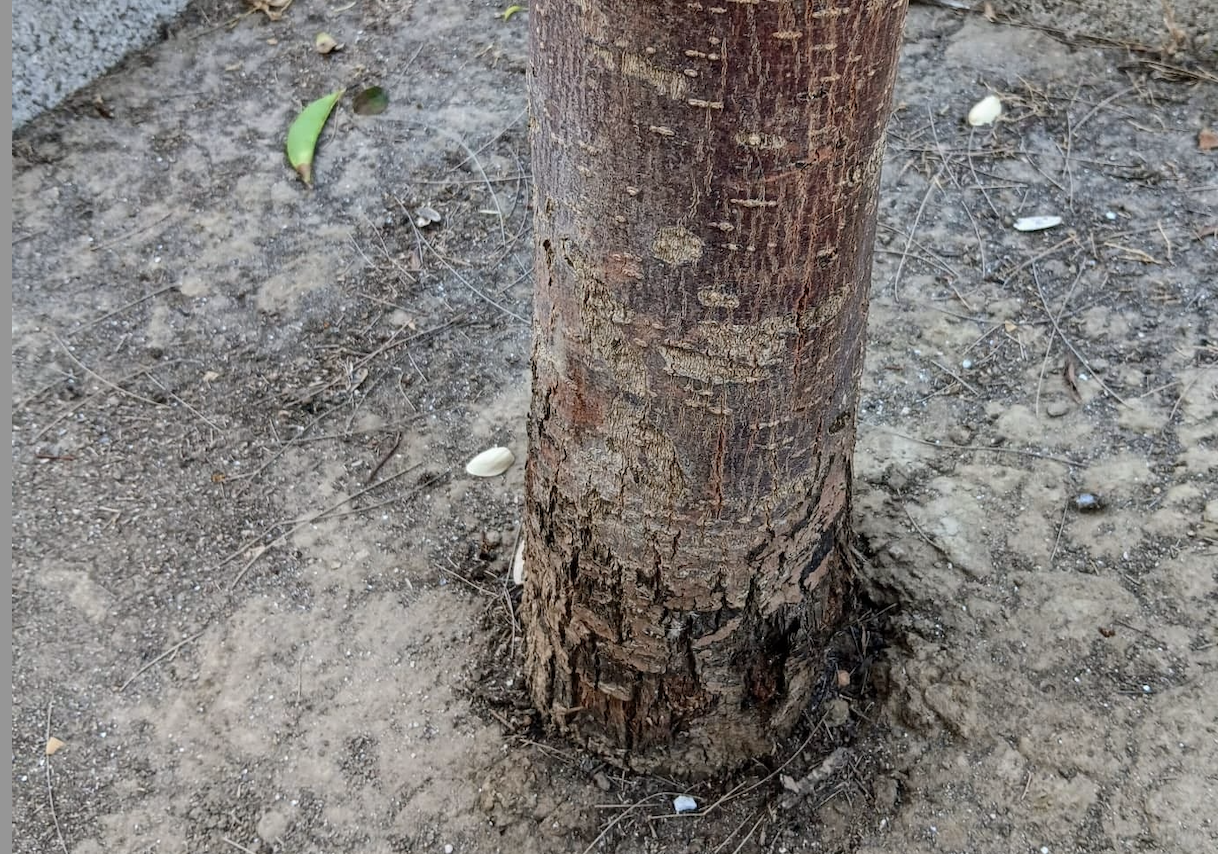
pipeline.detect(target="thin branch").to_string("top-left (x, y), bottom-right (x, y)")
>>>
top-left (46, 331), bottom-right (164, 408)
top-left (70, 283), bottom-right (179, 334)
top-left (928, 359), bottom-right (980, 397)
top-left (1032, 265), bottom-right (1127, 405)
top-left (118, 628), bottom-right (208, 693)
top-left (396, 199), bottom-right (527, 323)
top-left (89, 213), bottom-right (173, 253)
top-left (229, 464), bottom-right (432, 590)
top-left (45, 702), bottom-right (68, 854)
top-left (1034, 265), bottom-right (1086, 416)
top-left (871, 426), bottom-right (1083, 467)
top-left (891, 162), bottom-right (946, 301)
top-left (1049, 500), bottom-right (1069, 568)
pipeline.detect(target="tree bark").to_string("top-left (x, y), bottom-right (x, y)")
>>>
top-left (522, 0), bottom-right (907, 775)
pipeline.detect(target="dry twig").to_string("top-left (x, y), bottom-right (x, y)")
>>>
top-left (118, 628), bottom-right (208, 693)
top-left (45, 702), bottom-right (68, 854)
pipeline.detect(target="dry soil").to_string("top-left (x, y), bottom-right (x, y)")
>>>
top-left (11, 2), bottom-right (1218, 853)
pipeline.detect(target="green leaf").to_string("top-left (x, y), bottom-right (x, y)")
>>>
top-left (285, 88), bottom-right (344, 187)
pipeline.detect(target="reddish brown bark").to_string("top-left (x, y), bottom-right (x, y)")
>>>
top-left (522, 0), bottom-right (907, 775)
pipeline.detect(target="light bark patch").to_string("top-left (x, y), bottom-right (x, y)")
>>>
top-left (660, 316), bottom-right (796, 385)
top-left (735, 131), bottom-right (789, 150)
top-left (697, 289), bottom-right (741, 308)
top-left (652, 226), bottom-right (704, 266)
top-left (592, 46), bottom-right (690, 100)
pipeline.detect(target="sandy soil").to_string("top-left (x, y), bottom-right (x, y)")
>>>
top-left (11, 2), bottom-right (1217, 853)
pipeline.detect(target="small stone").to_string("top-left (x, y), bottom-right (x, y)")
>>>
top-left (836, 669), bottom-right (851, 688)
top-left (826, 697), bottom-right (851, 728)
top-left (673, 795), bottom-right (698, 814)
top-left (1074, 493), bottom-right (1103, 512)
top-left (478, 787), bottom-right (496, 812)
top-left (874, 776), bottom-right (899, 812)
top-left (444, 846), bottom-right (454, 854)
top-left (1045, 400), bottom-right (1070, 418)
top-left (593, 772), bottom-right (612, 792)
top-left (948, 426), bottom-right (973, 445)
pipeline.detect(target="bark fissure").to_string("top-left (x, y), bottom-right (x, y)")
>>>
top-left (523, 0), bottom-right (906, 775)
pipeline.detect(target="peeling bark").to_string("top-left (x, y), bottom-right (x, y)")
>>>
top-left (522, 0), bottom-right (907, 775)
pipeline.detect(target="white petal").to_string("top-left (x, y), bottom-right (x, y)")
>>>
top-left (512, 538), bottom-right (526, 586)
top-left (465, 446), bottom-right (515, 477)
top-left (1013, 215), bottom-right (1063, 232)
top-left (967, 94), bottom-right (1003, 127)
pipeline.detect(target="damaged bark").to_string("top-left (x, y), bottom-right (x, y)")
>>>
top-left (522, 0), bottom-right (907, 775)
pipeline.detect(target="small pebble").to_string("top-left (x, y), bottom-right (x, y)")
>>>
top-left (445, 846), bottom-right (454, 854)
top-left (1074, 493), bottom-right (1103, 512)
top-left (673, 795), bottom-right (698, 814)
top-left (948, 426), bottom-right (973, 445)
top-left (1105, 211), bottom-right (1117, 220)
top-left (1046, 400), bottom-right (1070, 418)
top-left (826, 697), bottom-right (851, 728)
top-left (593, 772), bottom-right (611, 792)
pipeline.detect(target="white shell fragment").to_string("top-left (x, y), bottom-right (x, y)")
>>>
top-left (967, 94), bottom-right (1003, 127)
top-left (415, 206), bottom-right (442, 228)
top-left (1013, 215), bottom-right (1063, 232)
top-left (511, 537), bottom-right (526, 586)
top-left (673, 795), bottom-right (698, 814)
top-left (465, 446), bottom-right (515, 477)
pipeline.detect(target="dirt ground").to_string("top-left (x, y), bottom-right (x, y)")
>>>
top-left (10, 2), bottom-right (1217, 853)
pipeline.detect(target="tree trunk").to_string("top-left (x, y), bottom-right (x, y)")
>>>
top-left (522, 0), bottom-right (907, 775)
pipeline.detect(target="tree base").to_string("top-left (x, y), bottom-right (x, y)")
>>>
top-left (523, 516), bottom-right (859, 778)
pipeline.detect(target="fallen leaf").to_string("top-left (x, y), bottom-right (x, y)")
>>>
top-left (352, 86), bottom-right (389, 116)
top-left (967, 94), bottom-right (1003, 127)
top-left (315, 33), bottom-right (343, 55)
top-left (285, 88), bottom-right (345, 187)
top-left (499, 5), bottom-right (525, 21)
top-left (1063, 355), bottom-right (1082, 403)
top-left (93, 95), bottom-right (114, 119)
top-left (46, 737), bottom-right (66, 756)
top-left (1014, 215), bottom-right (1063, 232)
top-left (249, 0), bottom-right (293, 20)
top-left (1199, 128), bottom-right (1218, 152)
top-left (347, 367), bottom-right (369, 391)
